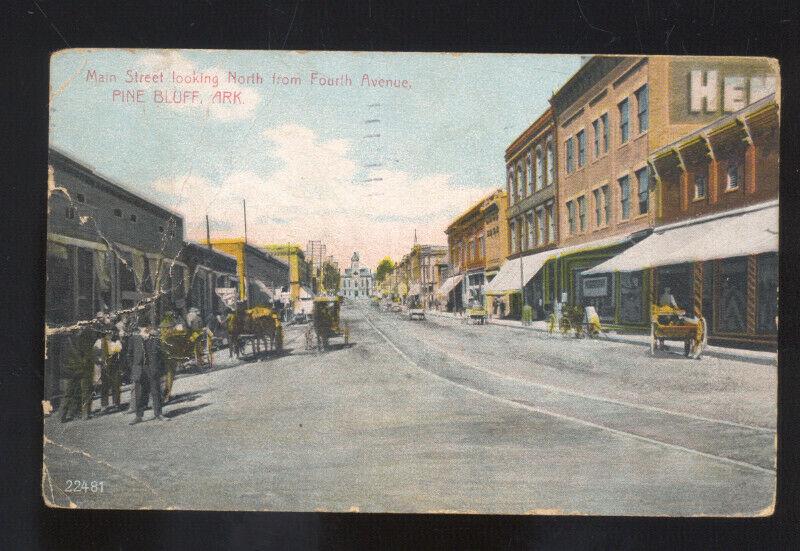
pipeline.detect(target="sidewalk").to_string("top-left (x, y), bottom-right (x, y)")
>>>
top-left (425, 310), bottom-right (777, 366)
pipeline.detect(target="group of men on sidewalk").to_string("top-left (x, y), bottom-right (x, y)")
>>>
top-left (59, 309), bottom-right (173, 425)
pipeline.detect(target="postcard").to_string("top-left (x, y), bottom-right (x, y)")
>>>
top-left (44, 50), bottom-right (778, 514)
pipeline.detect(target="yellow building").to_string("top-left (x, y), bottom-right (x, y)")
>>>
top-left (204, 238), bottom-right (289, 306)
top-left (264, 244), bottom-right (311, 303)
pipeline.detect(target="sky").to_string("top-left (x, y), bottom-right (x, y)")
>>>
top-left (49, 50), bottom-right (582, 270)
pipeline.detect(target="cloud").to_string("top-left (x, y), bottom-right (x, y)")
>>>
top-left (149, 123), bottom-right (492, 269)
top-left (134, 51), bottom-right (260, 121)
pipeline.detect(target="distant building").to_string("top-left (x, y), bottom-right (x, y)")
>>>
top-left (264, 243), bottom-right (312, 304)
top-left (178, 242), bottom-right (238, 322)
top-left (340, 252), bottom-right (373, 298)
top-left (204, 238), bottom-right (289, 307)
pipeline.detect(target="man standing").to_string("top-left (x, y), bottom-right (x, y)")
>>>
top-left (60, 327), bottom-right (95, 422)
top-left (94, 313), bottom-right (123, 413)
top-left (128, 316), bottom-right (169, 424)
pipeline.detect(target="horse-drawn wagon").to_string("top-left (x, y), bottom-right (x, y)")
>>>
top-left (226, 304), bottom-right (284, 359)
top-left (650, 304), bottom-right (707, 359)
top-left (305, 296), bottom-right (349, 351)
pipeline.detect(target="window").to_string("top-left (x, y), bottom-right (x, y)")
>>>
top-left (480, 235), bottom-right (486, 258)
top-left (694, 172), bottom-right (708, 199)
top-left (567, 201), bottom-right (576, 234)
top-left (546, 138), bottom-right (555, 185)
top-left (526, 211), bottom-right (535, 250)
top-left (506, 167), bottom-right (514, 205)
top-left (467, 239), bottom-right (472, 260)
top-left (527, 151), bottom-right (534, 195)
top-left (566, 137), bottom-right (575, 173)
top-left (517, 161), bottom-right (526, 198)
top-left (719, 257), bottom-right (748, 333)
top-left (65, 206), bottom-right (75, 220)
top-left (635, 166), bottom-right (650, 214)
top-left (593, 189), bottom-right (602, 226)
top-left (577, 196), bottom-right (587, 231)
top-left (726, 159), bottom-right (743, 190)
top-left (130, 214), bottom-right (137, 222)
top-left (592, 119), bottom-right (600, 158)
top-left (76, 193), bottom-right (85, 203)
top-left (602, 184), bottom-right (611, 224)
top-left (535, 146), bottom-right (544, 191)
top-left (113, 208), bottom-right (122, 217)
top-left (577, 130), bottom-right (586, 168)
top-left (619, 175), bottom-right (631, 220)
top-left (510, 220), bottom-right (517, 253)
top-left (546, 203), bottom-right (556, 243)
top-left (619, 98), bottom-right (630, 144)
top-left (537, 209), bottom-right (546, 245)
top-left (635, 84), bottom-right (649, 132)
top-left (601, 113), bottom-right (609, 153)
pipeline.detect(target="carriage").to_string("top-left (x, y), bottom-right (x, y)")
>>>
top-left (226, 305), bottom-right (284, 359)
top-left (464, 306), bottom-right (487, 324)
top-left (650, 304), bottom-right (707, 359)
top-left (305, 296), bottom-right (349, 351)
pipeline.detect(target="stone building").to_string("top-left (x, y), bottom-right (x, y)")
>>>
top-left (340, 252), bottom-right (373, 298)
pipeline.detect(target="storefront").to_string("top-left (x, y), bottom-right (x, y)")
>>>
top-left (463, 270), bottom-right (486, 308)
top-left (435, 274), bottom-right (464, 312)
top-left (584, 201), bottom-right (778, 348)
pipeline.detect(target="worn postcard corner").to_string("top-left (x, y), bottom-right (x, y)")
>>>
top-left (43, 50), bottom-right (778, 515)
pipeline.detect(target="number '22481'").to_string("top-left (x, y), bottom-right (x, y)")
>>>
top-left (65, 480), bottom-right (105, 493)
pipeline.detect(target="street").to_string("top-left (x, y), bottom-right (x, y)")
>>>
top-left (43, 300), bottom-right (776, 515)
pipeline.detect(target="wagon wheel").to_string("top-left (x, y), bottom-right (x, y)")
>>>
top-left (650, 322), bottom-right (657, 356)
top-left (206, 330), bottom-right (214, 369)
top-left (684, 338), bottom-right (692, 357)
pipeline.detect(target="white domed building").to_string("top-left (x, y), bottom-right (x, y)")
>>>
top-left (340, 252), bottom-right (373, 299)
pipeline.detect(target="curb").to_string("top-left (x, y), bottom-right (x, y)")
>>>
top-left (425, 310), bottom-right (776, 366)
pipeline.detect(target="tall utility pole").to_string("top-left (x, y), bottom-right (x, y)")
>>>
top-left (206, 215), bottom-right (212, 250)
top-left (243, 199), bottom-right (248, 244)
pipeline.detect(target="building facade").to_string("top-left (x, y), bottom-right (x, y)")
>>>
top-left (396, 244), bottom-right (448, 308)
top-left (548, 55), bottom-right (778, 339)
top-left (340, 252), bottom-right (374, 298)
top-left (206, 238), bottom-right (289, 307)
top-left (264, 244), bottom-right (312, 305)
top-left (46, 147), bottom-right (186, 402)
top-left (179, 243), bottom-right (239, 323)
top-left (487, 108), bottom-right (558, 319)
top-left (586, 94), bottom-right (779, 348)
top-left (442, 189), bottom-right (507, 312)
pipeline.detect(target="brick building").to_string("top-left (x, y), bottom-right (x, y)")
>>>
top-left (205, 238), bottom-right (289, 307)
top-left (440, 189), bottom-right (507, 312)
top-left (486, 108), bottom-right (558, 319)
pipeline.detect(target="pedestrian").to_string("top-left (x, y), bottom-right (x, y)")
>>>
top-left (129, 316), bottom-right (170, 424)
top-left (60, 327), bottom-right (96, 422)
top-left (94, 313), bottom-right (123, 412)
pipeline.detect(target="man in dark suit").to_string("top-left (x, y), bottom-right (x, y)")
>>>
top-left (129, 315), bottom-right (169, 424)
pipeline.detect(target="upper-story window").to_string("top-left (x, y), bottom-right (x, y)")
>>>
top-left (593, 188), bottom-right (602, 226)
top-left (619, 99), bottom-right (630, 144)
top-left (537, 208), bottom-right (546, 246)
top-left (113, 208), bottom-right (122, 217)
top-left (601, 113), bottom-right (609, 153)
top-left (566, 137), bottom-right (575, 174)
top-left (546, 203), bottom-right (555, 243)
top-left (535, 146), bottom-right (544, 191)
top-left (636, 166), bottom-right (650, 214)
top-left (577, 196), bottom-right (587, 232)
top-left (546, 137), bottom-right (555, 185)
top-left (76, 193), bottom-right (85, 203)
top-left (480, 234), bottom-right (486, 257)
top-left (577, 130), bottom-right (586, 168)
top-left (694, 171), bottom-right (708, 199)
top-left (567, 201), bottom-right (576, 235)
top-left (619, 175), bottom-right (631, 220)
top-left (526, 211), bottom-right (534, 250)
top-left (592, 119), bottom-right (601, 158)
top-left (726, 159), bottom-right (744, 191)
top-left (516, 161), bottom-right (525, 200)
top-left (510, 220), bottom-right (517, 253)
top-left (526, 150), bottom-right (534, 195)
top-left (507, 166), bottom-right (514, 205)
top-left (602, 184), bottom-right (611, 224)
top-left (635, 84), bottom-right (649, 133)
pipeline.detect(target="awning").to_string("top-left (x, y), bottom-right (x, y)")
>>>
top-left (584, 201), bottom-right (778, 275)
top-left (407, 283), bottom-right (422, 297)
top-left (435, 274), bottom-right (464, 297)
top-left (485, 250), bottom-right (552, 295)
top-left (251, 278), bottom-right (275, 299)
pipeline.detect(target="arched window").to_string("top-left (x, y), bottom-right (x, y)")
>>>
top-left (535, 146), bottom-right (544, 191)
top-left (546, 137), bottom-right (554, 185)
top-left (527, 150), bottom-right (534, 195)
